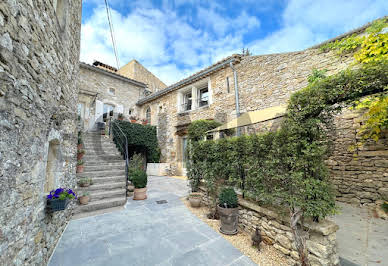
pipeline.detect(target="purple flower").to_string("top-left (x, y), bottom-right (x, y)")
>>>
top-left (47, 194), bottom-right (53, 200)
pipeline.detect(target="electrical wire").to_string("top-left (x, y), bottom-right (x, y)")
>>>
top-left (104, 0), bottom-right (120, 69)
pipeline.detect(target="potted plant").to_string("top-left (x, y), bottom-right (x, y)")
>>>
top-left (141, 118), bottom-right (148, 125)
top-left (189, 192), bottom-right (202, 208)
top-left (77, 131), bottom-right (83, 150)
top-left (79, 192), bottom-right (90, 205)
top-left (78, 177), bottom-right (92, 187)
top-left (218, 187), bottom-right (239, 235)
top-left (132, 169), bottom-right (148, 200)
top-left (129, 116), bottom-right (138, 123)
top-left (77, 149), bottom-right (85, 160)
top-left (76, 159), bottom-right (84, 173)
top-left (46, 188), bottom-right (76, 212)
top-left (118, 113), bottom-right (124, 121)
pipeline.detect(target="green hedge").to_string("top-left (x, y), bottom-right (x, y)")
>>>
top-left (188, 60), bottom-right (388, 219)
top-left (112, 120), bottom-right (160, 163)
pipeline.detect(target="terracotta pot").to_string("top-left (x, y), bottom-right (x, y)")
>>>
top-left (79, 182), bottom-right (89, 187)
top-left (76, 165), bottom-right (84, 173)
top-left (130, 120), bottom-right (137, 123)
top-left (189, 193), bottom-right (201, 208)
top-left (77, 144), bottom-right (83, 150)
top-left (133, 187), bottom-right (147, 200)
top-left (127, 184), bottom-right (135, 192)
top-left (218, 205), bottom-right (239, 235)
top-left (77, 153), bottom-right (84, 160)
top-left (142, 122), bottom-right (147, 125)
top-left (79, 196), bottom-right (89, 205)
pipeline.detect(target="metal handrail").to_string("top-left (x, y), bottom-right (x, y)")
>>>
top-left (110, 119), bottom-right (129, 197)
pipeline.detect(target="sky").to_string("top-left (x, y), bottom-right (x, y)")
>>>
top-left (80, 0), bottom-right (388, 85)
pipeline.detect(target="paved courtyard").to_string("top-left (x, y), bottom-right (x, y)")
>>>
top-left (49, 176), bottom-right (256, 266)
top-left (331, 202), bottom-right (388, 266)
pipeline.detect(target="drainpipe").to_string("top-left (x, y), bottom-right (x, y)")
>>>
top-left (230, 62), bottom-right (241, 136)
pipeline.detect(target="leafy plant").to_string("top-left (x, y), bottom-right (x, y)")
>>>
top-left (187, 119), bottom-right (222, 141)
top-left (78, 177), bottom-right (91, 185)
top-left (78, 131), bottom-right (83, 145)
top-left (382, 202), bottom-right (388, 213)
top-left (218, 187), bottom-right (238, 208)
top-left (47, 188), bottom-right (76, 200)
top-left (128, 153), bottom-right (145, 181)
top-left (307, 69), bottom-right (327, 83)
top-left (118, 113), bottom-right (124, 119)
top-left (77, 149), bottom-right (85, 155)
top-left (80, 192), bottom-right (90, 197)
top-left (77, 159), bottom-right (84, 166)
top-left (131, 169), bottom-right (148, 189)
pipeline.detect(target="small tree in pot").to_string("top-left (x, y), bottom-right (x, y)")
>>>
top-left (218, 187), bottom-right (239, 235)
top-left (132, 169), bottom-right (148, 200)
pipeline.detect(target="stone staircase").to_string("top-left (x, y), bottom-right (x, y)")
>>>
top-left (73, 132), bottom-right (127, 219)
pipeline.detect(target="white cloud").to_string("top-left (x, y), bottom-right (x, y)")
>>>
top-left (249, 0), bottom-right (388, 55)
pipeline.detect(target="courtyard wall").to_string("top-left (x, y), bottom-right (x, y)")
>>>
top-left (0, 0), bottom-right (81, 264)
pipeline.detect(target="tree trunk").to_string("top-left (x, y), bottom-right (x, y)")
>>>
top-left (290, 208), bottom-right (309, 266)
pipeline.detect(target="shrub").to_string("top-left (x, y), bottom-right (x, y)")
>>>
top-left (218, 187), bottom-right (238, 208)
top-left (131, 169), bottom-right (148, 189)
top-left (128, 153), bottom-right (144, 181)
top-left (187, 119), bottom-right (222, 141)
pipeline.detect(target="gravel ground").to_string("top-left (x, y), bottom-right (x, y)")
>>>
top-left (181, 198), bottom-right (289, 266)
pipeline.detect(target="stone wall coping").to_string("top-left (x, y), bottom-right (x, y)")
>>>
top-left (238, 198), bottom-right (339, 236)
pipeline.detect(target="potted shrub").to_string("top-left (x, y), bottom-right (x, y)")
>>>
top-left (78, 177), bottom-right (92, 187)
top-left (132, 169), bottom-right (148, 200)
top-left (141, 118), bottom-right (148, 125)
top-left (129, 116), bottom-right (138, 123)
top-left (77, 132), bottom-right (83, 150)
top-left (79, 192), bottom-right (90, 205)
top-left (76, 159), bottom-right (84, 173)
top-left (46, 188), bottom-right (76, 212)
top-left (218, 187), bottom-right (239, 235)
top-left (77, 149), bottom-right (85, 160)
top-left (118, 113), bottom-right (124, 121)
top-left (189, 192), bottom-right (202, 208)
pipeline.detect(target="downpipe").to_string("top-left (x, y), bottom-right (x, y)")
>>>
top-left (230, 62), bottom-right (241, 136)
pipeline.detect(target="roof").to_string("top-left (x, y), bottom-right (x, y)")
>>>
top-left (92, 60), bottom-right (118, 72)
top-left (80, 62), bottom-right (147, 88)
top-left (208, 105), bottom-right (287, 132)
top-left (136, 54), bottom-right (242, 105)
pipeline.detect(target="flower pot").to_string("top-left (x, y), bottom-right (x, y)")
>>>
top-left (47, 198), bottom-right (69, 212)
top-left (79, 182), bottom-right (90, 187)
top-left (130, 120), bottom-right (137, 123)
top-left (76, 165), bottom-right (84, 173)
top-left (127, 184), bottom-right (135, 192)
top-left (79, 196), bottom-right (90, 205)
top-left (118, 117), bottom-right (124, 121)
top-left (189, 193), bottom-right (201, 208)
top-left (77, 144), bottom-right (83, 150)
top-left (218, 205), bottom-right (239, 235)
top-left (142, 122), bottom-right (147, 125)
top-left (77, 153), bottom-right (84, 160)
top-left (133, 187), bottom-right (147, 200)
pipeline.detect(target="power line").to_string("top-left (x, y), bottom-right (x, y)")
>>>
top-left (104, 0), bottom-right (120, 69)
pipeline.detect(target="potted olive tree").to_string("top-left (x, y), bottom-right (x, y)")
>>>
top-left (132, 169), bottom-right (148, 200)
top-left (79, 192), bottom-right (90, 205)
top-left (218, 187), bottom-right (239, 235)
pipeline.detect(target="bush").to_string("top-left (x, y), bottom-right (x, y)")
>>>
top-left (187, 119), bottom-right (222, 141)
top-left (218, 187), bottom-right (238, 208)
top-left (131, 169), bottom-right (148, 189)
top-left (128, 153), bottom-right (144, 181)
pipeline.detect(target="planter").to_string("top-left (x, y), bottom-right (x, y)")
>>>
top-left (133, 187), bottom-right (147, 200)
top-left (189, 193), bottom-right (201, 208)
top-left (142, 122), bottom-right (147, 125)
top-left (77, 153), bottom-right (84, 160)
top-left (79, 196), bottom-right (90, 205)
top-left (130, 120), bottom-right (137, 123)
top-left (47, 198), bottom-right (69, 212)
top-left (127, 184), bottom-right (135, 192)
top-left (118, 117), bottom-right (124, 121)
top-left (77, 144), bottom-right (83, 150)
top-left (218, 205), bottom-right (239, 235)
top-left (76, 165), bottom-right (84, 173)
top-left (79, 182), bottom-right (90, 187)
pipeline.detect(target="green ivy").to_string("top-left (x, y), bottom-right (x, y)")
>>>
top-left (112, 120), bottom-right (160, 163)
top-left (187, 119), bottom-right (222, 141)
top-left (188, 60), bottom-right (388, 219)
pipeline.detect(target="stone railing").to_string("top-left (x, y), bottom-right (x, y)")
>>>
top-left (199, 187), bottom-right (339, 266)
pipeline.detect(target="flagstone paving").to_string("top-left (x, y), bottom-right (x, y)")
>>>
top-left (48, 176), bottom-right (256, 266)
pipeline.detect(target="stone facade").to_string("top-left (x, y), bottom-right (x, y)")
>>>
top-left (200, 190), bottom-right (340, 266)
top-left (78, 63), bottom-right (147, 131)
top-left (0, 0), bottom-right (81, 264)
top-left (118, 59), bottom-right (167, 92)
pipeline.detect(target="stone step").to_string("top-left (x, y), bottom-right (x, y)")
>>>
top-left (88, 188), bottom-right (126, 201)
top-left (72, 205), bottom-right (125, 220)
top-left (73, 196), bottom-right (127, 215)
top-left (83, 148), bottom-right (121, 154)
top-left (83, 163), bottom-right (125, 172)
top-left (83, 155), bottom-right (123, 161)
top-left (83, 153), bottom-right (122, 159)
top-left (84, 159), bottom-right (125, 165)
top-left (77, 173), bottom-right (125, 181)
top-left (77, 181), bottom-right (126, 191)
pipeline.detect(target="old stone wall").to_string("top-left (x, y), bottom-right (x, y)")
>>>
top-left (199, 189), bottom-right (339, 266)
top-left (0, 0), bottom-right (81, 265)
top-left (118, 59), bottom-right (167, 92)
top-left (79, 65), bottom-right (146, 131)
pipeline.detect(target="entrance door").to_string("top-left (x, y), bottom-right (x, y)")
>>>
top-left (103, 103), bottom-right (115, 122)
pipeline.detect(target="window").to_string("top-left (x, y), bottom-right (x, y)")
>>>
top-left (103, 103), bottom-right (114, 121)
top-left (128, 109), bottom-right (132, 115)
top-left (198, 87), bottom-right (209, 107)
top-left (182, 92), bottom-right (192, 111)
top-left (145, 107), bottom-right (151, 123)
top-left (108, 88), bottom-right (115, 95)
top-left (226, 77), bottom-right (230, 93)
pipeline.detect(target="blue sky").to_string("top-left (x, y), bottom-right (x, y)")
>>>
top-left (80, 0), bottom-right (388, 85)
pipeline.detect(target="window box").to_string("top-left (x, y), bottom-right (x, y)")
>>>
top-left (47, 198), bottom-right (70, 212)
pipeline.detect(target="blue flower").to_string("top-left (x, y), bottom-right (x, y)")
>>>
top-left (47, 194), bottom-right (53, 200)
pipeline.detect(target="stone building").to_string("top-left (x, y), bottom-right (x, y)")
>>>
top-left (78, 62), bottom-right (147, 131)
top-left (0, 0), bottom-right (82, 264)
top-left (137, 21), bottom-right (388, 205)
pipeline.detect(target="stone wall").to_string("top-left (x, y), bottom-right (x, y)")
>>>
top-left (0, 0), bottom-right (81, 264)
top-left (79, 64), bottom-right (146, 131)
top-left (200, 189), bottom-right (339, 266)
top-left (118, 59), bottom-right (167, 92)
